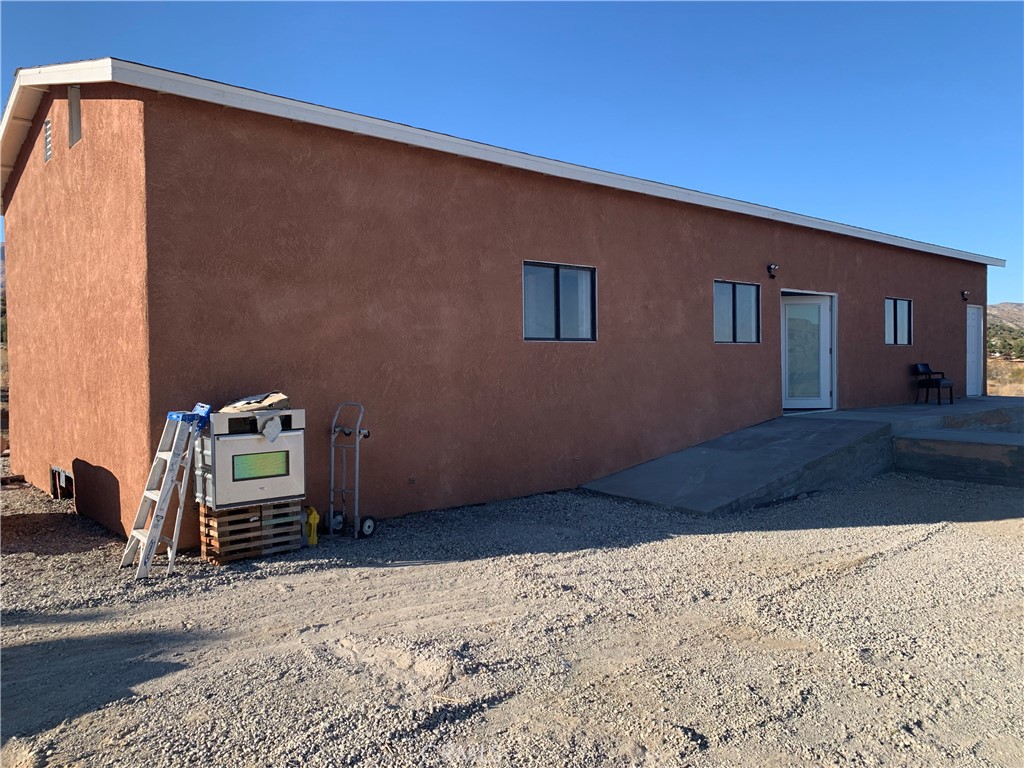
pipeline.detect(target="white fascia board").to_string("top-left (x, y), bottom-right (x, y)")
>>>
top-left (0, 58), bottom-right (1007, 269)
top-left (16, 58), bottom-right (114, 87)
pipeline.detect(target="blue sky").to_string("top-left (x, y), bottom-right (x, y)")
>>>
top-left (2, 2), bottom-right (1021, 303)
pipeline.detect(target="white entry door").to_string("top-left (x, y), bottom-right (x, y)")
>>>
top-left (782, 295), bottom-right (833, 409)
top-left (966, 304), bottom-right (984, 397)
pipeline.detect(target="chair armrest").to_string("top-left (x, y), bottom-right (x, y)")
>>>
top-left (932, 371), bottom-right (945, 378)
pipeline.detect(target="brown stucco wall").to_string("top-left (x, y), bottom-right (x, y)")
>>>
top-left (138, 90), bottom-right (988, 545)
top-left (3, 84), bottom-right (152, 538)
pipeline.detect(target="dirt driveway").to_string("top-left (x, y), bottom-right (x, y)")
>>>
top-left (1, 472), bottom-right (1022, 767)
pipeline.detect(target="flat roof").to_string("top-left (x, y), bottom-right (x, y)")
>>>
top-left (0, 57), bottom-right (1006, 268)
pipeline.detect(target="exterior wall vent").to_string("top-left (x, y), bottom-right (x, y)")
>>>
top-left (50, 466), bottom-right (74, 499)
top-left (43, 118), bottom-right (52, 162)
top-left (68, 85), bottom-right (82, 147)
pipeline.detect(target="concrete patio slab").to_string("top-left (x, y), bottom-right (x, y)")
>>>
top-left (790, 396), bottom-right (1024, 434)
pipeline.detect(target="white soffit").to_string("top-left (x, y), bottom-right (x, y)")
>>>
top-left (0, 57), bottom-right (1007, 268)
top-left (0, 59), bottom-right (114, 191)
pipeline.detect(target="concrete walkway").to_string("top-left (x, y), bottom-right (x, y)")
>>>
top-left (583, 397), bottom-right (1023, 514)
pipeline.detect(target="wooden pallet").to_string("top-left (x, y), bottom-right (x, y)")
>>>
top-left (200, 501), bottom-right (304, 565)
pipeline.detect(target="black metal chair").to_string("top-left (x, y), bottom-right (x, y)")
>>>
top-left (912, 363), bottom-right (953, 405)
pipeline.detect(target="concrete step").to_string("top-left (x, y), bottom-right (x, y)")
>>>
top-left (583, 417), bottom-right (893, 516)
top-left (895, 429), bottom-right (1024, 487)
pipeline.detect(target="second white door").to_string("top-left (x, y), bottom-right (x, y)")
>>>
top-left (966, 304), bottom-right (984, 397)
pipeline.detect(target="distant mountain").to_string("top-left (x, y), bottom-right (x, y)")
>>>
top-left (989, 303), bottom-right (1024, 331)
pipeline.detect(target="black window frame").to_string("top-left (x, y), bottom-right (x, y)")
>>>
top-left (522, 261), bottom-right (597, 342)
top-left (884, 297), bottom-right (913, 345)
top-left (713, 279), bottom-right (761, 344)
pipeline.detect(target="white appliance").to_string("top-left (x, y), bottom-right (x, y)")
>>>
top-left (194, 409), bottom-right (305, 510)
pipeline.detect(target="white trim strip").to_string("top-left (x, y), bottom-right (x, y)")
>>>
top-left (0, 57), bottom-right (1008, 268)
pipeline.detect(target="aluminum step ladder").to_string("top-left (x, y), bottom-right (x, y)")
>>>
top-left (120, 403), bottom-right (211, 578)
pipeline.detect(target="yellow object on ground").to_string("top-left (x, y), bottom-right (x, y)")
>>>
top-left (305, 506), bottom-right (319, 546)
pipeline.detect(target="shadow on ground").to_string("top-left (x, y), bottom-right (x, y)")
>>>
top-left (0, 630), bottom-right (194, 743)
top-left (0, 511), bottom-right (117, 556)
top-left (3, 470), bottom-right (1021, 578)
top-left (204, 472), bottom-right (1023, 577)
top-left (0, 608), bottom-right (110, 627)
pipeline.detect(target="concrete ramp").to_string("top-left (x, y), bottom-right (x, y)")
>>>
top-left (583, 397), bottom-right (1023, 514)
top-left (583, 417), bottom-right (892, 516)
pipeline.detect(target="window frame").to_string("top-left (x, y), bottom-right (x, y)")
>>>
top-left (522, 261), bottom-right (597, 342)
top-left (884, 297), bottom-right (913, 346)
top-left (713, 279), bottom-right (761, 344)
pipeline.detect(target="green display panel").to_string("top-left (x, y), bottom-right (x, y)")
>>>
top-left (232, 451), bottom-right (289, 481)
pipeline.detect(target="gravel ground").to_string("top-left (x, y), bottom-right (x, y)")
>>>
top-left (1, 466), bottom-right (1022, 768)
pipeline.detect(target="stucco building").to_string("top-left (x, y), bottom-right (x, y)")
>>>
top-left (0, 59), bottom-right (1004, 546)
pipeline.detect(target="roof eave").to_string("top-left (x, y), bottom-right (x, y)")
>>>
top-left (1, 58), bottom-right (115, 212)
